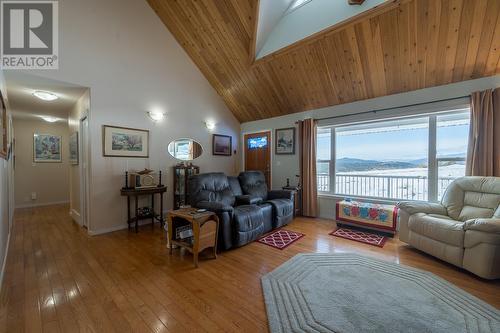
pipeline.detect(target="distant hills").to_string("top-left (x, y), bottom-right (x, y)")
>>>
top-left (335, 158), bottom-right (417, 172)
top-left (321, 154), bottom-right (465, 173)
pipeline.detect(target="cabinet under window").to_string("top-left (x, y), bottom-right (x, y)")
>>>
top-left (317, 110), bottom-right (470, 202)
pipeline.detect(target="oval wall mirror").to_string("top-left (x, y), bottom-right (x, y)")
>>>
top-left (167, 138), bottom-right (203, 161)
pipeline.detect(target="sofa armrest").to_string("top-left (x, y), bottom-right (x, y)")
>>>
top-left (398, 201), bottom-right (447, 216)
top-left (268, 190), bottom-right (294, 201)
top-left (464, 218), bottom-right (500, 234)
top-left (195, 201), bottom-right (234, 214)
top-left (235, 195), bottom-right (262, 205)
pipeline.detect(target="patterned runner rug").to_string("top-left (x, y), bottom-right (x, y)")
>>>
top-left (257, 229), bottom-right (305, 250)
top-left (330, 227), bottom-right (387, 247)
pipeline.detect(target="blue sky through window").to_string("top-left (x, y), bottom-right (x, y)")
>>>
top-left (317, 114), bottom-right (469, 162)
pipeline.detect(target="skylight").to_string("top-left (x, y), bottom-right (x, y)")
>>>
top-left (256, 0), bottom-right (389, 59)
top-left (286, 0), bottom-right (312, 14)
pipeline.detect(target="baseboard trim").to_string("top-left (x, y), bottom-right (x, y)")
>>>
top-left (0, 231), bottom-right (11, 290)
top-left (69, 209), bottom-right (82, 225)
top-left (15, 200), bottom-right (70, 209)
top-left (88, 219), bottom-right (164, 236)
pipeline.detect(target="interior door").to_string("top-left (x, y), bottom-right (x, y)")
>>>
top-left (244, 131), bottom-right (271, 186)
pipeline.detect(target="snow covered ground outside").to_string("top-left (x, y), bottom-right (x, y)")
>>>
top-left (318, 165), bottom-right (465, 200)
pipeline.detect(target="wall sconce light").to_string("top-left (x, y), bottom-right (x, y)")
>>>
top-left (205, 121), bottom-right (216, 131)
top-left (147, 111), bottom-right (166, 122)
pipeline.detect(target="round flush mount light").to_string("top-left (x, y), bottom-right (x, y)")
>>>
top-left (205, 121), bottom-right (216, 131)
top-left (147, 111), bottom-right (166, 122)
top-left (33, 91), bottom-right (58, 101)
top-left (41, 116), bottom-right (59, 123)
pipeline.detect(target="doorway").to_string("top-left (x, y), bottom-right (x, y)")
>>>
top-left (244, 131), bottom-right (271, 186)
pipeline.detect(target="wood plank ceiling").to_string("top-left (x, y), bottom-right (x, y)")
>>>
top-left (146, 0), bottom-right (500, 123)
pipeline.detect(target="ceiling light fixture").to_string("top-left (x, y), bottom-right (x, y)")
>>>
top-left (41, 116), bottom-right (59, 123)
top-left (33, 91), bottom-right (59, 101)
top-left (205, 121), bottom-right (216, 131)
top-left (147, 111), bottom-right (166, 122)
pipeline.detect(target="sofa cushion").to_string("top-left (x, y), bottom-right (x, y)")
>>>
top-left (228, 176), bottom-right (243, 196)
top-left (442, 177), bottom-right (500, 221)
top-left (233, 205), bottom-right (265, 246)
top-left (233, 205), bottom-right (264, 231)
top-left (267, 199), bottom-right (294, 218)
top-left (238, 171), bottom-right (268, 201)
top-left (259, 203), bottom-right (274, 233)
top-left (188, 172), bottom-right (235, 207)
top-left (464, 230), bottom-right (500, 248)
top-left (408, 213), bottom-right (465, 247)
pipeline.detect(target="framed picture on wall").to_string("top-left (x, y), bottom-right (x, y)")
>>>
top-left (275, 127), bottom-right (295, 155)
top-left (212, 134), bottom-right (232, 156)
top-left (33, 134), bottom-right (62, 163)
top-left (0, 90), bottom-right (7, 159)
top-left (69, 132), bottom-right (79, 165)
top-left (102, 125), bottom-right (149, 157)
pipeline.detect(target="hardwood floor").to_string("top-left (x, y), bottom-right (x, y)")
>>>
top-left (1, 204), bottom-right (499, 332)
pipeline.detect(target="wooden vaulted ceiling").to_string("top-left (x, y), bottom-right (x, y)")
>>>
top-left (146, 0), bottom-right (500, 123)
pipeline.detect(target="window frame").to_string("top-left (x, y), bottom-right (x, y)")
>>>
top-left (317, 109), bottom-right (470, 202)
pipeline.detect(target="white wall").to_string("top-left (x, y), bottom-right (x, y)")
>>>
top-left (26, 0), bottom-right (240, 234)
top-left (13, 118), bottom-right (70, 208)
top-left (0, 70), bottom-right (14, 285)
top-left (241, 75), bottom-right (500, 218)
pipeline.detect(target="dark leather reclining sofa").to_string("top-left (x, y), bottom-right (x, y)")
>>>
top-left (188, 171), bottom-right (295, 250)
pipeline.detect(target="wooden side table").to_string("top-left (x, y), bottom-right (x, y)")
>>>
top-left (120, 186), bottom-right (167, 232)
top-left (167, 208), bottom-right (219, 268)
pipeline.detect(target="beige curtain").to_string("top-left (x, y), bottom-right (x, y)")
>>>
top-left (466, 88), bottom-right (500, 177)
top-left (298, 118), bottom-right (318, 217)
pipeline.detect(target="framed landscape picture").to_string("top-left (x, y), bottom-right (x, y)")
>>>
top-left (103, 125), bottom-right (149, 157)
top-left (69, 132), bottom-right (79, 165)
top-left (212, 134), bottom-right (232, 156)
top-left (34, 134), bottom-right (62, 163)
top-left (275, 127), bottom-right (295, 155)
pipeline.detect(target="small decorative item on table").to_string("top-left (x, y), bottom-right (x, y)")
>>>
top-left (335, 200), bottom-right (397, 234)
top-left (167, 208), bottom-right (219, 268)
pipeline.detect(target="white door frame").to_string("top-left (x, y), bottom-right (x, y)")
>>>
top-left (79, 111), bottom-right (91, 229)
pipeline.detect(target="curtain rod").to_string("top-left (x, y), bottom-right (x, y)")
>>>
top-left (294, 95), bottom-right (469, 124)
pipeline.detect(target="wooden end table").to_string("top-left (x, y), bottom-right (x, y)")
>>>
top-left (167, 208), bottom-right (219, 268)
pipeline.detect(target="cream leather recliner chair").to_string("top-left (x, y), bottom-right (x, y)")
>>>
top-left (399, 176), bottom-right (500, 279)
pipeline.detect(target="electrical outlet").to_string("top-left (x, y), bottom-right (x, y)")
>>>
top-left (31, 192), bottom-right (37, 200)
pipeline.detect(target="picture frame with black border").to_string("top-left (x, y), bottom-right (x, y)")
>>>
top-left (212, 134), bottom-right (232, 156)
top-left (275, 127), bottom-right (295, 155)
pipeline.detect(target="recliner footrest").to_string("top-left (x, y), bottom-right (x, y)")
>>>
top-left (233, 205), bottom-right (265, 247)
top-left (266, 199), bottom-right (294, 228)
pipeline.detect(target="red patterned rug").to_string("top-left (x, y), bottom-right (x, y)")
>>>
top-left (330, 228), bottom-right (387, 248)
top-left (257, 229), bottom-right (305, 250)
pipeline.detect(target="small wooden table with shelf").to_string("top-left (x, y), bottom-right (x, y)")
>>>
top-left (120, 186), bottom-right (167, 232)
top-left (167, 208), bottom-right (219, 268)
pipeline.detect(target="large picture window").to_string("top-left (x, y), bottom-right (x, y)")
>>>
top-left (317, 110), bottom-right (470, 202)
